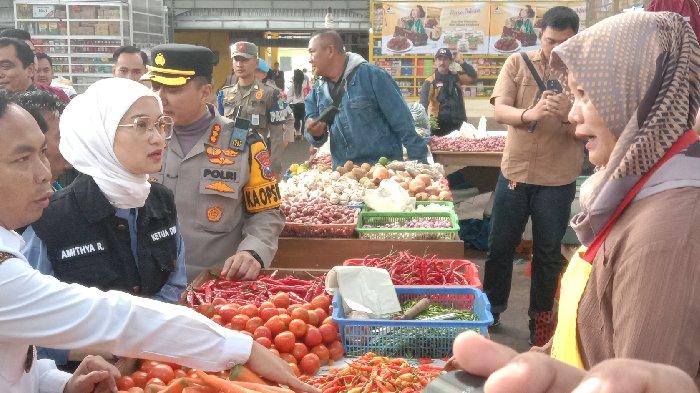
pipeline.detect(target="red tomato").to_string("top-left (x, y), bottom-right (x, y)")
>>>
top-left (245, 316), bottom-right (264, 334)
top-left (299, 353), bottom-right (321, 375)
top-left (218, 304), bottom-right (240, 323)
top-left (253, 325), bottom-right (272, 340)
top-left (131, 371), bottom-right (149, 388)
top-left (259, 307), bottom-right (279, 322)
top-left (311, 295), bottom-right (331, 310)
top-left (277, 308), bottom-right (287, 315)
top-left (310, 344), bottom-right (330, 364)
top-left (212, 297), bottom-right (227, 306)
top-left (174, 369), bottom-right (188, 379)
top-left (148, 364), bottom-right (175, 384)
top-left (303, 326), bottom-right (323, 348)
top-left (264, 316), bottom-right (286, 336)
top-left (139, 361), bottom-right (159, 372)
top-left (272, 292), bottom-right (290, 309)
top-left (116, 376), bottom-right (135, 390)
top-left (291, 342), bottom-right (309, 362)
top-left (260, 301), bottom-right (276, 310)
top-left (301, 303), bottom-right (315, 310)
top-left (239, 304), bottom-right (258, 318)
top-left (288, 319), bottom-right (308, 339)
top-left (278, 314), bottom-right (292, 329)
top-left (274, 331), bottom-right (296, 353)
top-left (224, 322), bottom-right (234, 330)
top-left (196, 303), bottom-right (215, 318)
top-left (256, 337), bottom-right (272, 348)
top-left (322, 317), bottom-right (338, 330)
top-left (230, 314), bottom-right (250, 331)
top-left (146, 378), bottom-right (165, 387)
top-left (279, 352), bottom-right (297, 365)
top-left (307, 310), bottom-right (320, 327)
top-left (313, 308), bottom-right (328, 323)
top-left (290, 308), bottom-right (309, 323)
top-left (211, 314), bottom-right (223, 325)
top-left (328, 340), bottom-right (344, 361)
top-left (319, 324), bottom-right (338, 344)
top-left (286, 304), bottom-right (301, 314)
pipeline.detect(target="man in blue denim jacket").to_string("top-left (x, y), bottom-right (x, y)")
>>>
top-left (304, 30), bottom-right (428, 168)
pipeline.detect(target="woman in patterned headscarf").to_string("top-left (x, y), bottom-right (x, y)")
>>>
top-left (545, 11), bottom-right (700, 384)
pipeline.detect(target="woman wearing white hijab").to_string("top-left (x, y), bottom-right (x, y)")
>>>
top-left (21, 77), bottom-right (186, 368)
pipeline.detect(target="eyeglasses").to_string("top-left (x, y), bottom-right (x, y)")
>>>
top-left (118, 115), bottom-right (174, 139)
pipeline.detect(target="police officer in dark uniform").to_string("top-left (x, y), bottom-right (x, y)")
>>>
top-left (142, 44), bottom-right (284, 281)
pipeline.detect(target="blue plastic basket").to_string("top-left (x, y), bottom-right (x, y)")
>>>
top-left (332, 286), bottom-right (493, 359)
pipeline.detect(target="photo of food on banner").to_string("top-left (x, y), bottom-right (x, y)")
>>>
top-left (490, 3), bottom-right (587, 53)
top-left (380, 2), bottom-right (489, 56)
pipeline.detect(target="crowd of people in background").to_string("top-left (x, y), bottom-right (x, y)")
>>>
top-left (0, 6), bottom-right (699, 391)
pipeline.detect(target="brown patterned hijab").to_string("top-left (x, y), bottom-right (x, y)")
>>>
top-left (551, 11), bottom-right (700, 246)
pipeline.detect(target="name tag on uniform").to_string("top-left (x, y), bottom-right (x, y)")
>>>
top-left (150, 226), bottom-right (177, 242)
top-left (60, 241), bottom-right (107, 261)
top-left (436, 81), bottom-right (444, 88)
top-left (251, 114), bottom-right (260, 126)
top-left (244, 182), bottom-right (281, 213)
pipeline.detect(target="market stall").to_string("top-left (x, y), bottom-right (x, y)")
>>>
top-left (370, 0), bottom-right (588, 102)
top-left (14, 1), bottom-right (166, 93)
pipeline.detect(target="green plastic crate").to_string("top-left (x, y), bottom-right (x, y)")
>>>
top-left (361, 200), bottom-right (455, 213)
top-left (356, 211), bottom-right (459, 240)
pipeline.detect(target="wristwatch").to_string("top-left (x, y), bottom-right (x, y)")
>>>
top-left (244, 250), bottom-right (265, 268)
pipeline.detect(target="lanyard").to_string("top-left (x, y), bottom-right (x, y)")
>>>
top-left (583, 129), bottom-right (699, 262)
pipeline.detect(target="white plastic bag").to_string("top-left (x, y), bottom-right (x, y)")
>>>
top-left (363, 179), bottom-right (415, 212)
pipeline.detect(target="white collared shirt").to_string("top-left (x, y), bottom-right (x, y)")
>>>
top-left (0, 226), bottom-right (253, 392)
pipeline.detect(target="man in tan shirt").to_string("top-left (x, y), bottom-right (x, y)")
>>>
top-left (485, 6), bottom-right (584, 344)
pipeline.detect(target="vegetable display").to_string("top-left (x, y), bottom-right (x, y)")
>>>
top-left (280, 160), bottom-right (451, 204)
top-left (280, 197), bottom-right (358, 238)
top-left (185, 274), bottom-right (327, 307)
top-left (362, 218), bottom-right (453, 229)
top-left (344, 251), bottom-right (480, 287)
top-left (429, 136), bottom-right (506, 152)
top-left (300, 353), bottom-right (442, 393)
top-left (399, 299), bottom-right (478, 321)
top-left (190, 290), bottom-right (343, 376)
top-left (116, 361), bottom-right (290, 393)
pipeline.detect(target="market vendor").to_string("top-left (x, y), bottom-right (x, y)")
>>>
top-left (142, 43), bottom-right (284, 280)
top-left (304, 29), bottom-right (428, 168)
top-left (419, 48), bottom-right (467, 136)
top-left (20, 77), bottom-right (186, 369)
top-left (544, 11), bottom-right (700, 385)
top-left (0, 89), bottom-right (318, 393)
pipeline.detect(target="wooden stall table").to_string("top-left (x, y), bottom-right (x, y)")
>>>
top-left (431, 151), bottom-right (503, 175)
top-left (272, 237), bottom-right (465, 270)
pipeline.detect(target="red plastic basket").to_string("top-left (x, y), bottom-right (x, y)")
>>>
top-left (343, 257), bottom-right (482, 288)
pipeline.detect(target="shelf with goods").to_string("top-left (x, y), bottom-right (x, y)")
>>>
top-left (370, 34), bottom-right (507, 101)
top-left (14, 1), bottom-right (166, 93)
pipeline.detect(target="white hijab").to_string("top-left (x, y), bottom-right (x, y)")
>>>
top-left (59, 78), bottom-right (161, 209)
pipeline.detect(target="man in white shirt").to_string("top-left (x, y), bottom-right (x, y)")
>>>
top-left (0, 91), bottom-right (319, 392)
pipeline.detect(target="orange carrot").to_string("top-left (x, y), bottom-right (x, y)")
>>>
top-left (195, 370), bottom-right (258, 393)
top-left (229, 365), bottom-right (269, 385)
top-left (232, 381), bottom-right (294, 393)
top-left (182, 387), bottom-right (218, 393)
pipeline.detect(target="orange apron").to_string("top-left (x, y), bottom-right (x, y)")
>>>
top-left (551, 130), bottom-right (699, 368)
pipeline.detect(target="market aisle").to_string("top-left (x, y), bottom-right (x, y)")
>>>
top-left (280, 139), bottom-right (532, 353)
